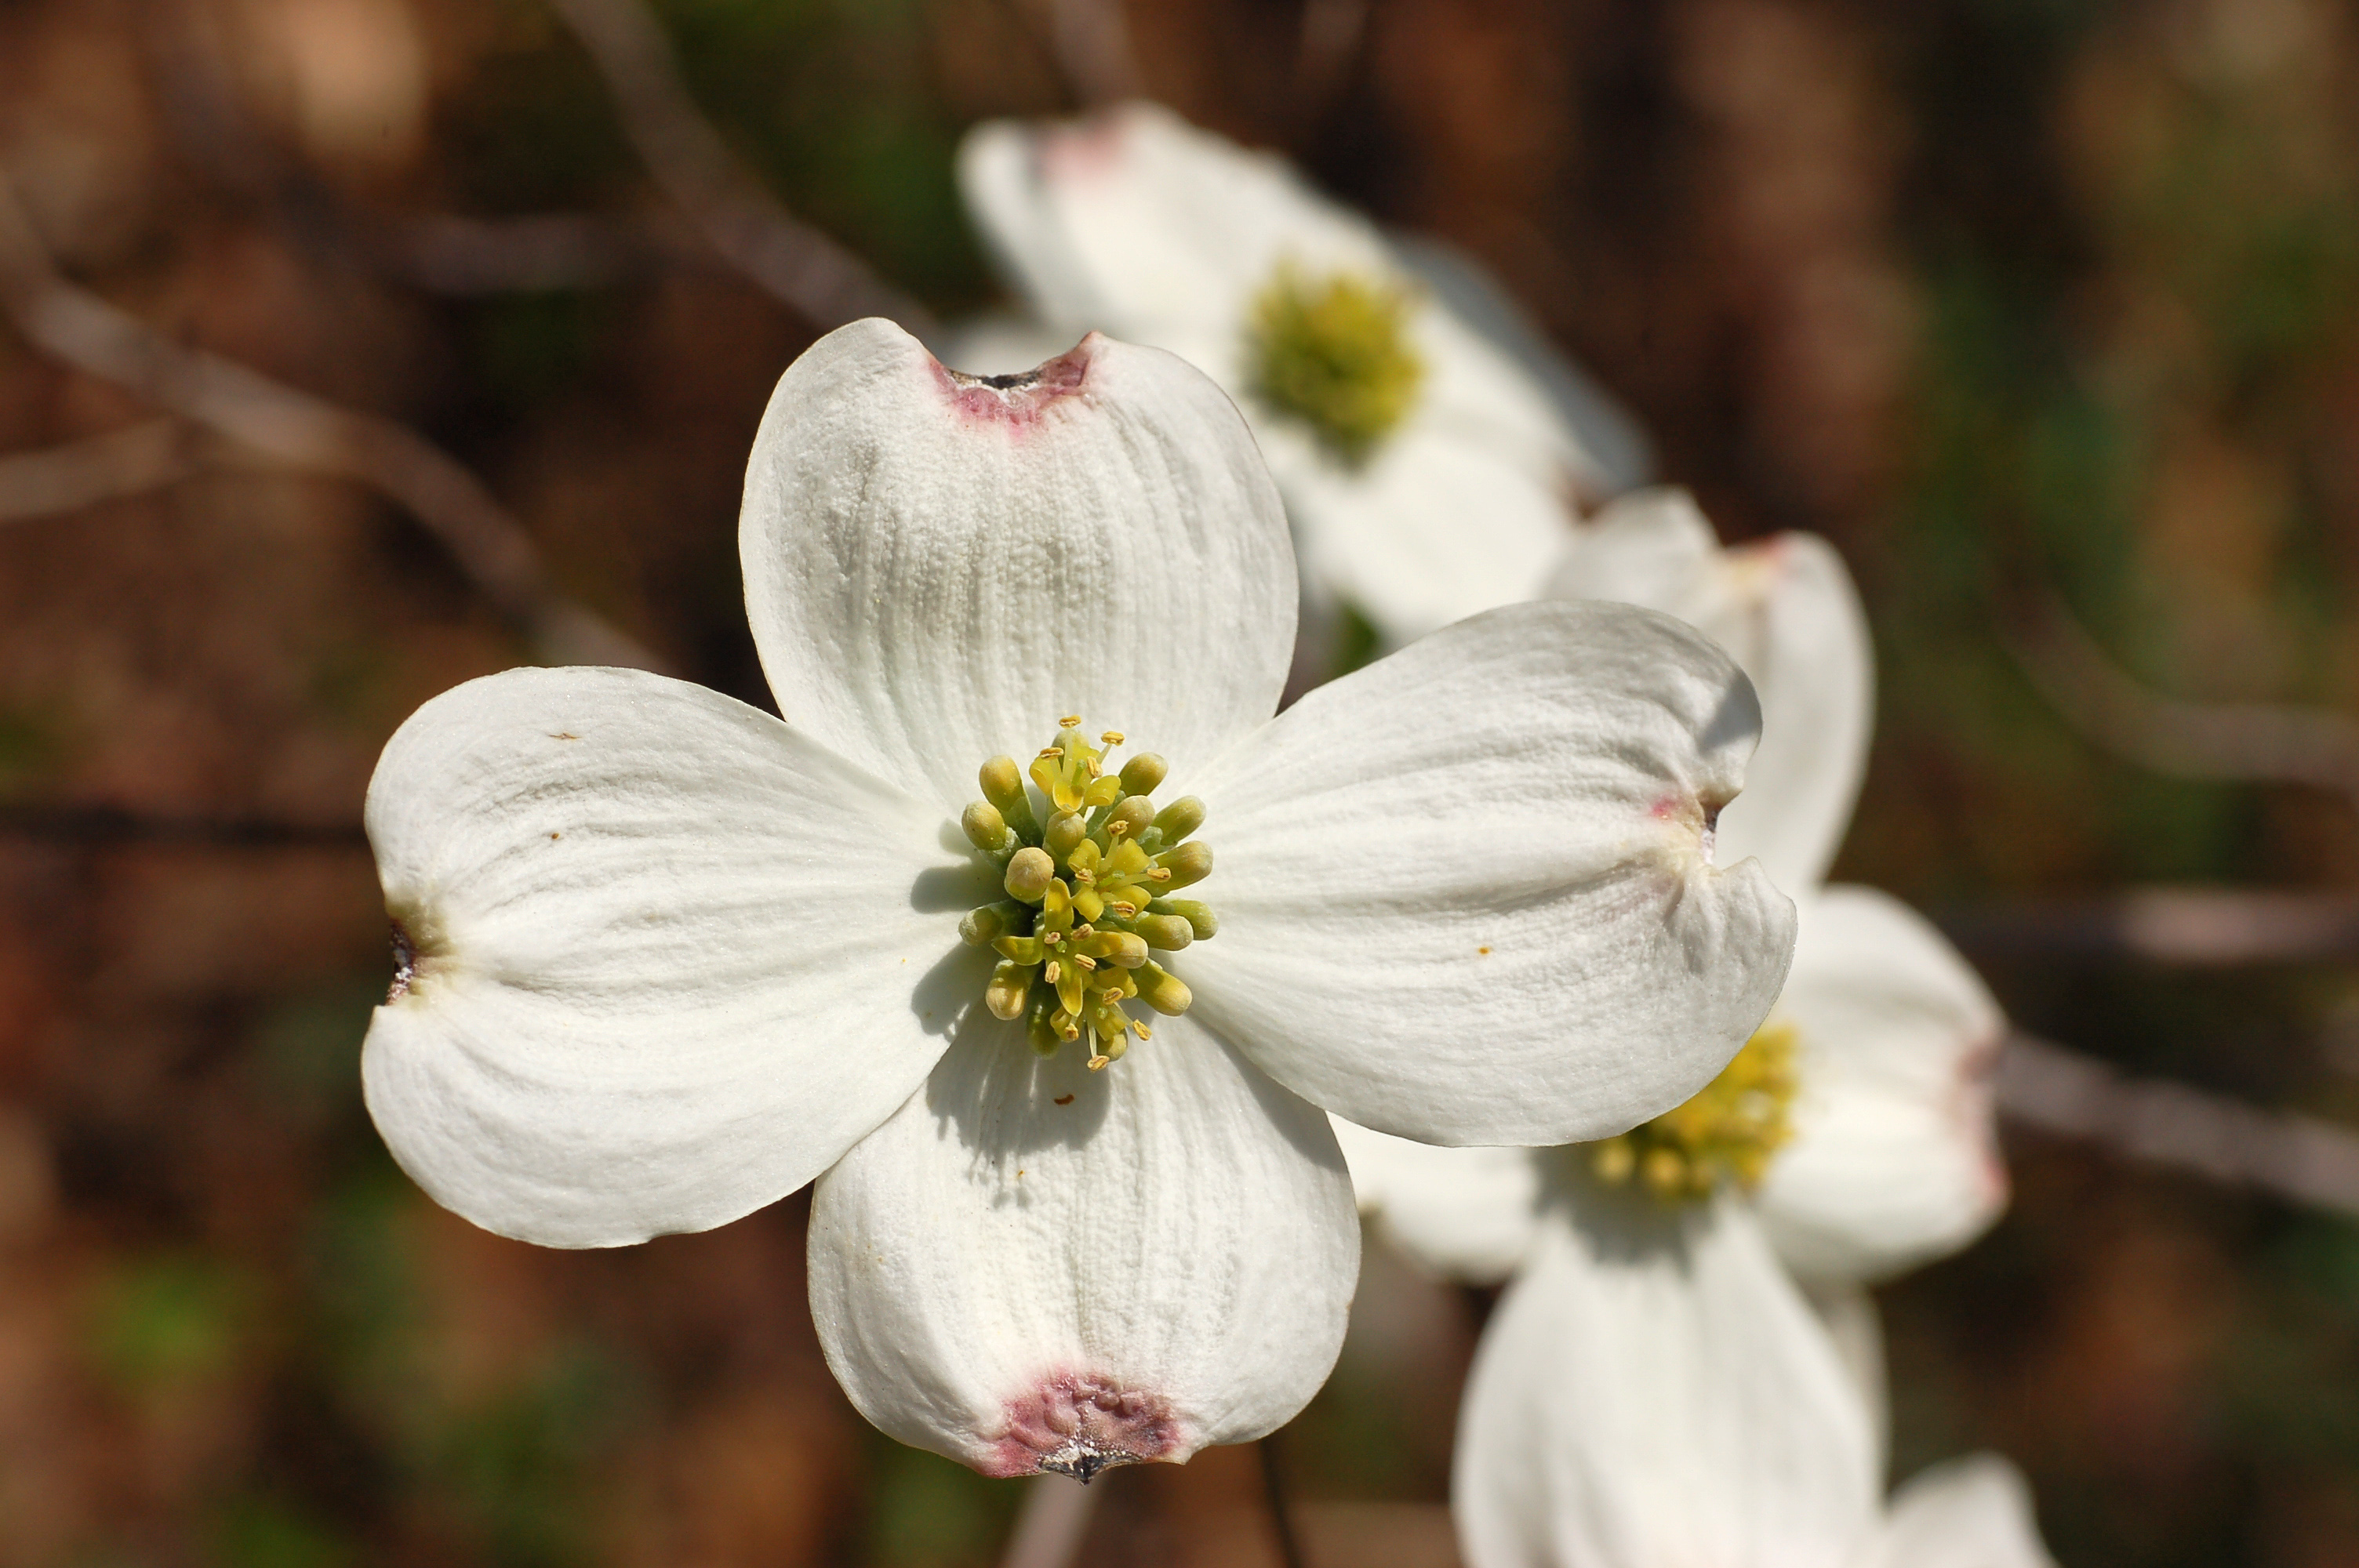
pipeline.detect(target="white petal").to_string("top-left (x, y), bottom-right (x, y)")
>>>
top-left (362, 666), bottom-right (968, 1248)
top-left (740, 318), bottom-right (1296, 812)
top-left (1272, 420), bottom-right (1574, 647)
top-left (1755, 887), bottom-right (2009, 1283)
top-left (1330, 1118), bottom-right (1543, 1284)
top-left (1184, 598), bottom-right (1796, 1146)
top-left (807, 1011), bottom-right (1358, 1478)
top-left (1801, 1279), bottom-right (1890, 1476)
top-left (1389, 232), bottom-right (1656, 496)
top-left (1455, 1192), bottom-right (1880, 1568)
top-left (959, 103), bottom-right (1393, 335)
top-left (1550, 488), bottom-right (1874, 891)
top-left (1856, 1455), bottom-right (2058, 1568)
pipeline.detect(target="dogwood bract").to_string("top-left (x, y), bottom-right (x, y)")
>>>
top-left (958, 100), bottom-right (1605, 645)
top-left (359, 320), bottom-right (1796, 1479)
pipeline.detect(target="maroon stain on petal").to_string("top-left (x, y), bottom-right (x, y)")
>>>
top-left (983, 1371), bottom-right (1180, 1481)
top-left (932, 337), bottom-right (1097, 431)
top-left (386, 920), bottom-right (417, 1002)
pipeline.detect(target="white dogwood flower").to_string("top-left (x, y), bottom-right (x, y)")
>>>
top-left (1454, 1185), bottom-right (2057, 1568)
top-left (360, 319), bottom-right (1796, 1480)
top-left (957, 100), bottom-right (1605, 645)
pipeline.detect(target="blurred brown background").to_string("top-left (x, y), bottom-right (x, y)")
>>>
top-left (4, 0), bottom-right (2359, 1563)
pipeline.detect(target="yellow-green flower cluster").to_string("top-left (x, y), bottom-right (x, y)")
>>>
top-left (1587, 1021), bottom-right (1800, 1203)
top-left (1245, 262), bottom-right (1426, 465)
top-left (958, 720), bottom-right (1217, 1070)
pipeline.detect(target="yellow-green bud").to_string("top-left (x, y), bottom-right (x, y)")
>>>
top-left (1118, 753), bottom-right (1168, 795)
top-left (1044, 813), bottom-right (1089, 861)
top-left (959, 903), bottom-right (1016, 946)
top-left (980, 754), bottom-right (1038, 837)
top-left (1005, 847), bottom-right (1056, 902)
top-left (1134, 914), bottom-right (1193, 951)
top-left (1107, 795), bottom-right (1157, 839)
top-left (1150, 898), bottom-right (1217, 939)
top-left (1092, 931), bottom-right (1149, 969)
top-left (961, 800), bottom-right (1009, 853)
top-left (1136, 962), bottom-right (1192, 1017)
top-left (985, 960), bottom-right (1032, 1021)
top-left (1158, 840), bottom-right (1213, 891)
top-left (1152, 796), bottom-right (1205, 843)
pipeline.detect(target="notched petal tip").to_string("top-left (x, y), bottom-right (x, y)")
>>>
top-left (933, 334), bottom-right (1100, 429)
top-left (986, 1372), bottom-right (1183, 1480)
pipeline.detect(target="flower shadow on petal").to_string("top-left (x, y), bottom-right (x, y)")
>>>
top-left (1539, 1153), bottom-right (1708, 1273)
top-left (922, 1011), bottom-right (1114, 1168)
top-left (907, 840), bottom-right (1006, 1039)
top-left (1699, 679), bottom-right (1767, 764)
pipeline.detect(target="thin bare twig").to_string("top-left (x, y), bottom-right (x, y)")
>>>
top-left (545, 0), bottom-right (934, 332)
top-left (1297, 0), bottom-right (1373, 115)
top-left (0, 420), bottom-right (191, 521)
top-left (386, 212), bottom-right (692, 295)
top-left (1998, 1033), bottom-right (2359, 1220)
top-left (1260, 1436), bottom-right (1310, 1568)
top-left (998, 1476), bottom-right (1100, 1568)
top-left (1014, 0), bottom-right (1146, 106)
top-left (0, 804), bottom-right (367, 849)
top-left (2005, 593), bottom-right (2359, 814)
top-left (0, 169), bottom-right (658, 671)
top-left (1941, 887), bottom-right (2359, 966)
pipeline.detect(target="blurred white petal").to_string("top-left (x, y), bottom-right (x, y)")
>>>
top-left (1856, 1454), bottom-right (2059, 1568)
top-left (1332, 1117), bottom-right (1543, 1283)
top-left (1802, 1278), bottom-right (1890, 1475)
top-left (1455, 1192), bottom-right (1881, 1568)
top-left (1757, 887), bottom-right (2008, 1283)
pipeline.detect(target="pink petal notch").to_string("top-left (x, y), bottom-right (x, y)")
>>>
top-left (933, 336), bottom-right (1099, 432)
top-left (991, 1371), bottom-right (1182, 1480)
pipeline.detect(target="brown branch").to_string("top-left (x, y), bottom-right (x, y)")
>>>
top-left (0, 420), bottom-right (193, 521)
top-left (384, 212), bottom-right (699, 295)
top-left (1296, 0), bottom-right (1372, 115)
top-left (998, 1477), bottom-right (1100, 1568)
top-left (0, 169), bottom-right (659, 672)
top-left (0, 804), bottom-right (367, 849)
top-left (1998, 1033), bottom-right (2359, 1220)
top-left (1013, 0), bottom-right (1145, 106)
top-left (2005, 592), bottom-right (2359, 812)
top-left (1940, 887), bottom-right (2359, 966)
top-left (544, 0), bottom-right (935, 332)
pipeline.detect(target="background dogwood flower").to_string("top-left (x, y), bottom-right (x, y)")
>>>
top-left (1343, 491), bottom-right (2005, 1298)
top-left (955, 100), bottom-right (1612, 645)
top-left (362, 318), bottom-right (1796, 1479)
top-left (1338, 495), bottom-right (2017, 1556)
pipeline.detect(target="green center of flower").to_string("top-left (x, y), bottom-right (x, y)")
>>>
top-left (1244, 261), bottom-right (1425, 465)
top-left (1585, 1022), bottom-right (1799, 1204)
top-left (958, 720), bottom-right (1216, 1071)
